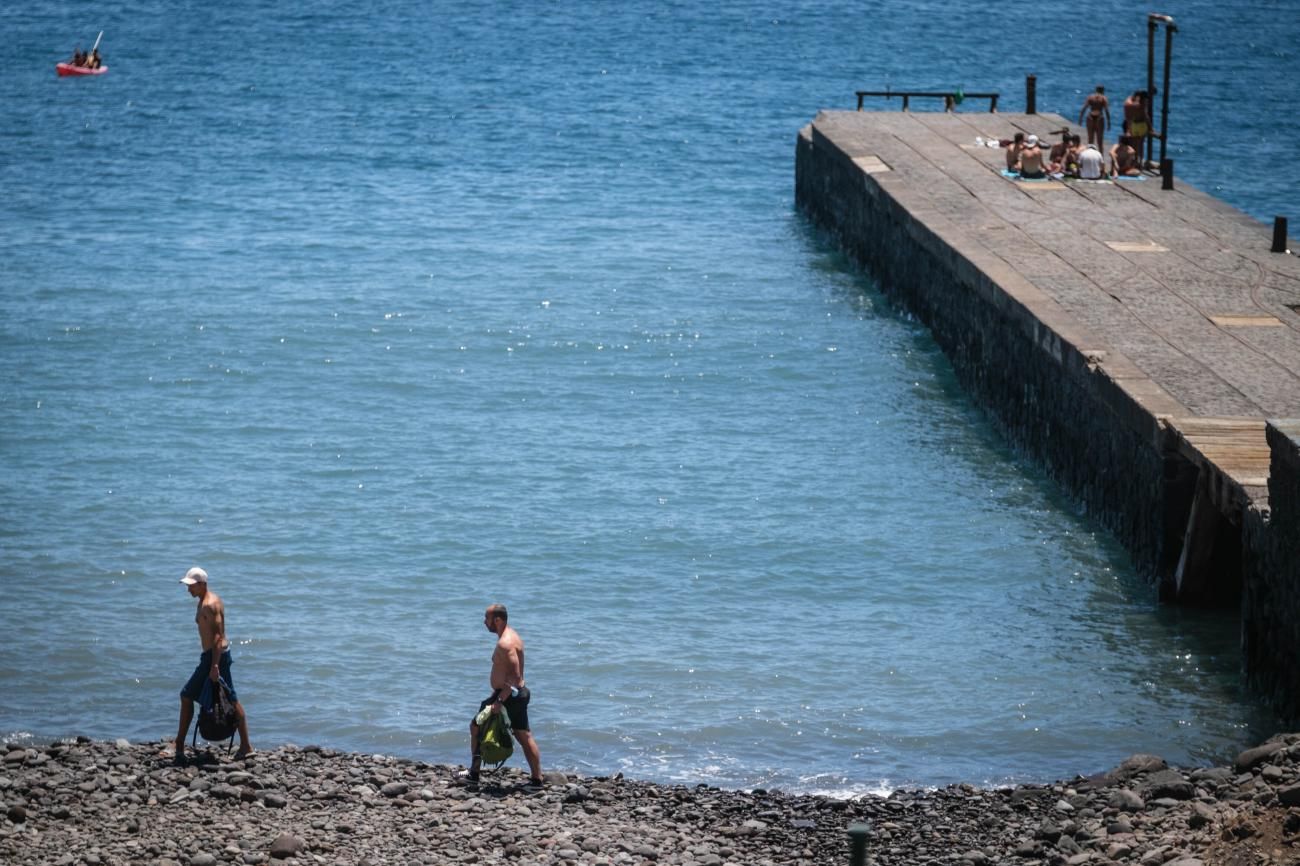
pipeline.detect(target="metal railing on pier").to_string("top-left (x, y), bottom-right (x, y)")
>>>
top-left (855, 89), bottom-right (999, 112)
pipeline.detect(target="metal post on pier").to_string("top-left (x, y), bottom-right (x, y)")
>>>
top-left (1026, 75), bottom-right (1037, 114)
top-left (1146, 18), bottom-right (1157, 166)
top-left (1148, 14), bottom-right (1177, 171)
top-left (848, 824), bottom-right (870, 866)
top-left (1161, 159), bottom-right (1174, 191)
top-left (1273, 217), bottom-right (1291, 253)
top-left (1159, 19), bottom-right (1176, 167)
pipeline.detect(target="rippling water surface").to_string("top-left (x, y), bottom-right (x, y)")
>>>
top-left (1, 0), bottom-right (1295, 793)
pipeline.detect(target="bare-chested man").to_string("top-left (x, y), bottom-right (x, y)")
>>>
top-left (1109, 136), bottom-right (1141, 177)
top-left (467, 604), bottom-right (542, 785)
top-left (1018, 134), bottom-right (1048, 179)
top-left (1047, 128), bottom-right (1072, 173)
top-left (165, 567), bottom-right (252, 764)
top-left (1003, 131), bottom-right (1025, 171)
top-left (1079, 85), bottom-right (1111, 151)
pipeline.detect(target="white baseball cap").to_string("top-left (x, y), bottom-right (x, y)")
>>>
top-left (180, 567), bottom-right (208, 585)
top-left (1025, 134), bottom-right (1039, 147)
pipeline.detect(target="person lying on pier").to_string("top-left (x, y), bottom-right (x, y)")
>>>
top-left (1077, 142), bottom-right (1106, 179)
top-left (1109, 136), bottom-right (1141, 177)
top-left (1017, 134), bottom-right (1048, 179)
top-left (1003, 132), bottom-right (1025, 172)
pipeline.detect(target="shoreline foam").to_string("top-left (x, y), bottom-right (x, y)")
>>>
top-left (3, 734), bottom-right (1299, 865)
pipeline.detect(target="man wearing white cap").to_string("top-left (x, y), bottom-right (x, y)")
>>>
top-left (1018, 135), bottom-right (1048, 179)
top-left (165, 567), bottom-right (253, 764)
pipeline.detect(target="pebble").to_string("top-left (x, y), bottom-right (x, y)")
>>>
top-left (269, 833), bottom-right (305, 858)
top-left (0, 735), bottom-right (1298, 866)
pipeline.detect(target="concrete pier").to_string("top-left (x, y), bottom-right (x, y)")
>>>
top-left (795, 110), bottom-right (1300, 716)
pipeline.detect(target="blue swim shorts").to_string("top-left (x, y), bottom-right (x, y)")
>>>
top-left (180, 648), bottom-right (237, 703)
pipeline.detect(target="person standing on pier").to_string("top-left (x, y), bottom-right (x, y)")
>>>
top-left (1079, 85), bottom-right (1111, 151)
top-left (165, 567), bottom-right (253, 764)
top-left (1122, 91), bottom-right (1151, 143)
top-left (467, 603), bottom-right (543, 786)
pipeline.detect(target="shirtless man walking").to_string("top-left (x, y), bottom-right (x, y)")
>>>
top-left (166, 567), bottom-right (252, 764)
top-left (1078, 85), bottom-right (1111, 151)
top-left (467, 604), bottom-right (542, 785)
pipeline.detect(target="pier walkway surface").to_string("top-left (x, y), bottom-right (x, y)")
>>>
top-left (802, 111), bottom-right (1300, 522)
top-left (799, 109), bottom-right (1300, 713)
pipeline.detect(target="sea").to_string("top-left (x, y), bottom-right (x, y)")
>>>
top-left (1, 0), bottom-right (1297, 796)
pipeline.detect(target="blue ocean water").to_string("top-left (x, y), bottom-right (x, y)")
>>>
top-left (1, 1), bottom-right (1295, 794)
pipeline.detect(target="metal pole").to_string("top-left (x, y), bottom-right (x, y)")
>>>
top-left (848, 824), bottom-right (870, 866)
top-left (1026, 75), bottom-right (1037, 115)
top-left (1159, 21), bottom-right (1176, 167)
top-left (1161, 159), bottom-right (1174, 191)
top-left (1147, 17), bottom-right (1157, 166)
top-left (1273, 217), bottom-right (1290, 253)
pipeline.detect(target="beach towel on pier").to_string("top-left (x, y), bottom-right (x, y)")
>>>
top-left (1000, 168), bottom-right (1057, 182)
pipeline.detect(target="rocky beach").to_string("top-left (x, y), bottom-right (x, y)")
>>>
top-left (4, 735), bottom-right (1300, 866)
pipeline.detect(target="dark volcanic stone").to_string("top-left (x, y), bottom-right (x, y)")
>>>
top-left (1107, 754), bottom-right (1167, 782)
top-left (1144, 770), bottom-right (1194, 800)
top-left (1235, 741), bottom-right (1286, 772)
top-left (1278, 784), bottom-right (1300, 807)
top-left (269, 833), bottom-right (305, 859)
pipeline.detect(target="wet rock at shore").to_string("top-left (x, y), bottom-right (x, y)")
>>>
top-left (3, 735), bottom-right (1300, 865)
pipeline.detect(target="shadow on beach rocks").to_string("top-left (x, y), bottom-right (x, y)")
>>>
top-left (3, 735), bottom-right (1300, 865)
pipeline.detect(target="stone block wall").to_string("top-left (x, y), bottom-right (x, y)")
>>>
top-left (796, 122), bottom-right (1300, 720)
top-left (794, 123), bottom-right (1168, 576)
top-left (1243, 422), bottom-right (1300, 720)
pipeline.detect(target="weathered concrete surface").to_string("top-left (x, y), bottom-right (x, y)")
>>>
top-left (795, 110), bottom-right (1300, 716)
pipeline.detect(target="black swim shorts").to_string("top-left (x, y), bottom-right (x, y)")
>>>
top-left (477, 685), bottom-right (531, 731)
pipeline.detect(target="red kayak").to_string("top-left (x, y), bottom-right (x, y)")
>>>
top-left (56, 62), bottom-right (108, 77)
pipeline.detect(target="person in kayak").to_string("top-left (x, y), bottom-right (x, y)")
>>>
top-left (88, 48), bottom-right (102, 69)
